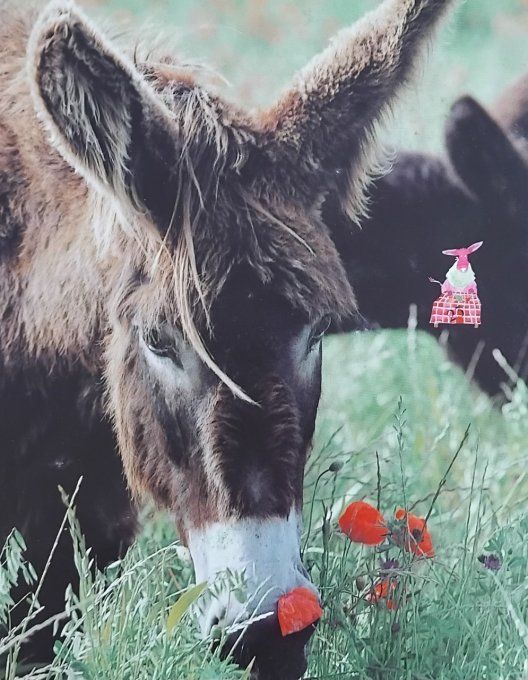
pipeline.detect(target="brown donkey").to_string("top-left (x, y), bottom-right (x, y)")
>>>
top-left (0, 1), bottom-right (453, 676)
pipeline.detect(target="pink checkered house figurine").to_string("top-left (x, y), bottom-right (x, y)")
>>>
top-left (429, 242), bottom-right (483, 328)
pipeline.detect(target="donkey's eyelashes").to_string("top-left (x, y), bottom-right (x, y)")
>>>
top-left (144, 327), bottom-right (183, 368)
top-left (144, 327), bottom-right (166, 354)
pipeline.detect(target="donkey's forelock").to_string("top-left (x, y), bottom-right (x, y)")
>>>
top-left (25, 1), bottom-right (358, 392)
top-left (24, 0), bottom-right (455, 354)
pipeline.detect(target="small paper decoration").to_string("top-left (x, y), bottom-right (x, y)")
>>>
top-left (429, 242), bottom-right (483, 328)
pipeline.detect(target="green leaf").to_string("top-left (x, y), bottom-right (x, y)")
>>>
top-left (166, 581), bottom-right (207, 634)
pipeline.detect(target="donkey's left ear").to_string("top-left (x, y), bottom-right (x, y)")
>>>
top-left (28, 1), bottom-right (180, 225)
top-left (260, 0), bottom-right (454, 221)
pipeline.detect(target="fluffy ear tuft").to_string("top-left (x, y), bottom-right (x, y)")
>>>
top-left (261, 0), bottom-right (455, 221)
top-left (28, 1), bottom-right (180, 224)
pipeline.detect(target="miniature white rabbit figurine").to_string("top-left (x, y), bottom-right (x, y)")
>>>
top-left (429, 241), bottom-right (483, 294)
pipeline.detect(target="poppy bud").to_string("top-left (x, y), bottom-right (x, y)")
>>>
top-left (355, 575), bottom-right (367, 591)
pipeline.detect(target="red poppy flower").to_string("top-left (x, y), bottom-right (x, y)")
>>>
top-left (339, 500), bottom-right (387, 545)
top-left (365, 578), bottom-right (398, 610)
top-left (277, 587), bottom-right (323, 637)
top-left (394, 508), bottom-right (434, 557)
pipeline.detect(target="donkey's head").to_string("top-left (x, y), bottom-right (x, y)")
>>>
top-left (28, 0), bottom-right (452, 676)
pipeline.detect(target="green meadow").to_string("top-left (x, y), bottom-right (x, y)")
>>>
top-left (3, 0), bottom-right (528, 678)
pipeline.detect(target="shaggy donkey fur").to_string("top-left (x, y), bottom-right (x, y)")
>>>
top-left (326, 73), bottom-right (528, 400)
top-left (0, 1), bottom-right (454, 676)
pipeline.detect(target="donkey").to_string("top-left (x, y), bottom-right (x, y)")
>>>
top-left (325, 75), bottom-right (528, 400)
top-left (0, 0), bottom-right (454, 676)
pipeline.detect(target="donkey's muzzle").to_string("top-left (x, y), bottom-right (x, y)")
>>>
top-left (220, 612), bottom-right (316, 680)
top-left (187, 512), bottom-right (318, 676)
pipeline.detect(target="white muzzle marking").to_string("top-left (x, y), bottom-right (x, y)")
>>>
top-left (187, 510), bottom-right (316, 636)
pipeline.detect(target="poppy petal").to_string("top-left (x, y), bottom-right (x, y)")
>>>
top-left (393, 509), bottom-right (434, 558)
top-left (277, 587), bottom-right (323, 637)
top-left (365, 578), bottom-right (399, 610)
top-left (339, 501), bottom-right (387, 545)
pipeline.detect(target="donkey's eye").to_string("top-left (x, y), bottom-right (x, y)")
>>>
top-left (145, 328), bottom-right (170, 356)
top-left (309, 315), bottom-right (332, 349)
top-left (144, 327), bottom-right (182, 367)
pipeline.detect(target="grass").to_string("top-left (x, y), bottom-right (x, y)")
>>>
top-left (306, 332), bottom-right (528, 679)
top-left (3, 0), bottom-right (528, 678)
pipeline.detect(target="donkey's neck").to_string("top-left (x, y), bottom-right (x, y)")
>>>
top-left (0, 17), bottom-right (112, 376)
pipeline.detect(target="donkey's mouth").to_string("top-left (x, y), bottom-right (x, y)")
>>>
top-left (187, 511), bottom-right (317, 629)
top-left (186, 510), bottom-right (318, 675)
top-left (220, 612), bottom-right (316, 680)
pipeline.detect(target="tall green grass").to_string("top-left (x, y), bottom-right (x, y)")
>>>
top-left (306, 331), bottom-right (528, 678)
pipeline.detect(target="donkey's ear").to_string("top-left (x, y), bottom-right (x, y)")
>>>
top-left (28, 1), bottom-right (179, 224)
top-left (261, 0), bottom-right (454, 221)
top-left (442, 249), bottom-right (459, 256)
top-left (445, 96), bottom-right (528, 221)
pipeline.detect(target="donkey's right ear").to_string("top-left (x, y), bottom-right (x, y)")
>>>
top-left (28, 1), bottom-right (180, 225)
top-left (445, 96), bottom-right (528, 222)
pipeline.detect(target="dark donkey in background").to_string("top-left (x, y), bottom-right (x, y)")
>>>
top-left (0, 0), bottom-right (454, 676)
top-left (326, 73), bottom-right (528, 400)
